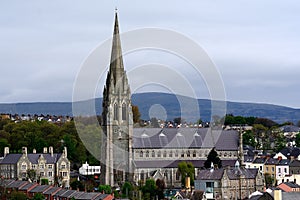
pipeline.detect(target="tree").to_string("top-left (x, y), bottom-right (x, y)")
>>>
top-left (204, 147), bottom-right (222, 169)
top-left (41, 178), bottom-right (49, 185)
top-left (296, 133), bottom-right (300, 147)
top-left (9, 191), bottom-right (27, 200)
top-left (32, 193), bottom-right (45, 200)
top-left (243, 130), bottom-right (257, 147)
top-left (122, 181), bottom-right (133, 198)
top-left (150, 118), bottom-right (160, 128)
top-left (173, 117), bottom-right (182, 125)
top-left (132, 105), bottom-right (141, 123)
top-left (178, 161), bottom-right (195, 187)
top-left (142, 179), bottom-right (157, 200)
top-left (254, 118), bottom-right (278, 128)
top-left (27, 169), bottom-right (37, 182)
top-left (98, 185), bottom-right (112, 194)
top-left (156, 179), bottom-right (165, 200)
top-left (264, 173), bottom-right (274, 187)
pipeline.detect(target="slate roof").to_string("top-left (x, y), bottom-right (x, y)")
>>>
top-left (94, 194), bottom-right (113, 200)
top-left (265, 158), bottom-right (279, 165)
top-left (43, 186), bottom-right (62, 195)
top-left (27, 153), bottom-right (62, 164)
top-left (134, 159), bottom-right (237, 168)
top-left (0, 154), bottom-right (22, 164)
top-left (280, 182), bottom-right (300, 188)
top-left (5, 180), bottom-right (28, 189)
top-left (0, 153), bottom-right (62, 164)
top-left (244, 155), bottom-right (254, 163)
top-left (59, 190), bottom-right (77, 198)
top-left (252, 157), bottom-right (267, 164)
top-left (290, 160), bottom-right (300, 167)
top-left (280, 147), bottom-right (300, 158)
top-left (0, 179), bottom-right (14, 187)
top-left (277, 159), bottom-right (290, 166)
top-left (282, 192), bottom-right (300, 199)
top-left (53, 189), bottom-right (68, 197)
top-left (76, 192), bottom-right (101, 199)
top-left (29, 185), bottom-right (51, 193)
top-left (19, 182), bottom-right (37, 190)
top-left (280, 125), bottom-right (300, 132)
top-left (226, 168), bottom-right (258, 179)
top-left (197, 168), bottom-right (224, 180)
top-left (133, 128), bottom-right (238, 150)
top-left (197, 168), bottom-right (259, 180)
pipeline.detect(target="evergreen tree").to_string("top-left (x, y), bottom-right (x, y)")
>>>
top-left (204, 147), bottom-right (222, 169)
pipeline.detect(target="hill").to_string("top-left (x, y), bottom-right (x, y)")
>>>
top-left (0, 92), bottom-right (299, 123)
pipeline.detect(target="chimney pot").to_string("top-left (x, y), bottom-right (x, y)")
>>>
top-left (43, 147), bottom-right (47, 154)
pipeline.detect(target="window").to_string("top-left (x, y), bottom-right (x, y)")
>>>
top-left (176, 170), bottom-right (180, 180)
top-left (266, 167), bottom-right (269, 171)
top-left (181, 151), bottom-right (185, 157)
top-left (193, 151), bottom-right (196, 157)
top-left (175, 151), bottom-right (179, 157)
top-left (21, 164), bottom-right (27, 170)
top-left (259, 166), bottom-right (262, 171)
top-left (32, 165), bottom-right (36, 169)
top-left (40, 172), bottom-right (44, 177)
top-left (114, 103), bottom-right (118, 120)
top-left (122, 103), bottom-right (126, 120)
top-left (187, 151), bottom-right (191, 157)
top-left (272, 167), bottom-right (274, 172)
top-left (169, 151), bottom-right (173, 157)
top-left (61, 164), bottom-right (66, 169)
top-left (284, 168), bottom-right (287, 173)
top-left (163, 151), bottom-right (167, 157)
top-left (157, 151), bottom-right (161, 157)
top-left (151, 150), bottom-right (155, 157)
top-left (141, 170), bottom-right (145, 180)
top-left (146, 151), bottom-right (149, 157)
top-left (48, 164), bottom-right (52, 169)
top-left (63, 172), bottom-right (67, 177)
top-left (40, 164), bottom-right (44, 169)
top-left (140, 151), bottom-right (143, 157)
top-left (48, 171), bottom-right (53, 177)
top-left (278, 168), bottom-right (281, 173)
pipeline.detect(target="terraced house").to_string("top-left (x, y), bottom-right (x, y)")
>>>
top-left (0, 146), bottom-right (70, 187)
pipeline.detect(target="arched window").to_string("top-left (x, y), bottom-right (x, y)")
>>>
top-left (175, 150), bottom-right (179, 157)
top-left (187, 150), bottom-right (191, 157)
top-left (152, 150), bottom-right (155, 157)
top-left (140, 151), bottom-right (143, 157)
top-left (193, 150), bottom-right (196, 157)
top-left (122, 103), bottom-right (126, 120)
top-left (169, 151), bottom-right (173, 157)
top-left (157, 150), bottom-right (161, 157)
top-left (163, 151), bottom-right (167, 157)
top-left (141, 170), bottom-right (145, 180)
top-left (114, 103), bottom-right (118, 120)
top-left (146, 151), bottom-right (149, 157)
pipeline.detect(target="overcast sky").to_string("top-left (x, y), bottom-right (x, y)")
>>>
top-left (1, 1), bottom-right (300, 108)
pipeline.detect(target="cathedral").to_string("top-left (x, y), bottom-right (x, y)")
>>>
top-left (101, 12), bottom-right (242, 188)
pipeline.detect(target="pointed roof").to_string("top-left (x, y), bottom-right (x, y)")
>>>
top-left (109, 11), bottom-right (125, 85)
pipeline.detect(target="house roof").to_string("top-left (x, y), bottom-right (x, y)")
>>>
top-left (196, 167), bottom-right (258, 180)
top-left (0, 154), bottom-right (22, 164)
top-left (133, 159), bottom-right (237, 169)
top-left (59, 190), bottom-right (77, 198)
top-left (265, 158), bottom-right (279, 165)
top-left (19, 182), bottom-right (37, 190)
top-left (280, 147), bottom-right (300, 158)
top-left (133, 128), bottom-right (238, 150)
top-left (277, 159), bottom-right (290, 166)
top-left (76, 192), bottom-right (102, 200)
top-left (29, 185), bottom-right (51, 193)
top-left (279, 182), bottom-right (300, 189)
top-left (252, 157), bottom-right (267, 164)
top-left (196, 168), bottom-right (224, 180)
top-left (280, 125), bottom-right (300, 133)
top-left (290, 160), bottom-right (300, 167)
top-left (43, 186), bottom-right (62, 195)
top-left (6, 180), bottom-right (28, 189)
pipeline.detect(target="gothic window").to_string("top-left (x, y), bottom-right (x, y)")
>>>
top-left (141, 170), bottom-right (145, 180)
top-left (114, 103), bottom-right (118, 120)
top-left (152, 150), bottom-right (155, 157)
top-left (140, 151), bottom-right (144, 157)
top-left (181, 151), bottom-right (185, 157)
top-left (176, 170), bottom-right (180, 180)
top-left (193, 150), bottom-right (196, 157)
top-left (122, 103), bottom-right (126, 120)
top-left (163, 151), bottom-right (167, 157)
top-left (157, 151), bottom-right (161, 157)
top-left (146, 151), bottom-right (149, 157)
top-left (187, 150), bottom-right (191, 157)
top-left (21, 163), bottom-right (27, 170)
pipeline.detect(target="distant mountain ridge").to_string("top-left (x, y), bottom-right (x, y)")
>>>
top-left (0, 92), bottom-right (299, 123)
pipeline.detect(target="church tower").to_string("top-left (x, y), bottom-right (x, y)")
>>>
top-left (101, 11), bottom-right (133, 186)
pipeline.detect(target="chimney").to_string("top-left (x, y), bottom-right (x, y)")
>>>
top-left (4, 147), bottom-right (9, 157)
top-left (291, 156), bottom-right (295, 161)
top-left (33, 149), bottom-right (36, 154)
top-left (274, 190), bottom-right (282, 200)
top-left (43, 147), bottom-right (48, 154)
top-left (278, 156), bottom-right (282, 161)
top-left (63, 147), bottom-right (67, 158)
top-left (22, 147), bottom-right (27, 155)
top-left (49, 146), bottom-right (53, 157)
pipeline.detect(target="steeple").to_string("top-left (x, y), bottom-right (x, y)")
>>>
top-left (109, 11), bottom-right (125, 85)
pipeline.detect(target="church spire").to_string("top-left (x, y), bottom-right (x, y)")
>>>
top-left (109, 10), bottom-right (125, 85)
